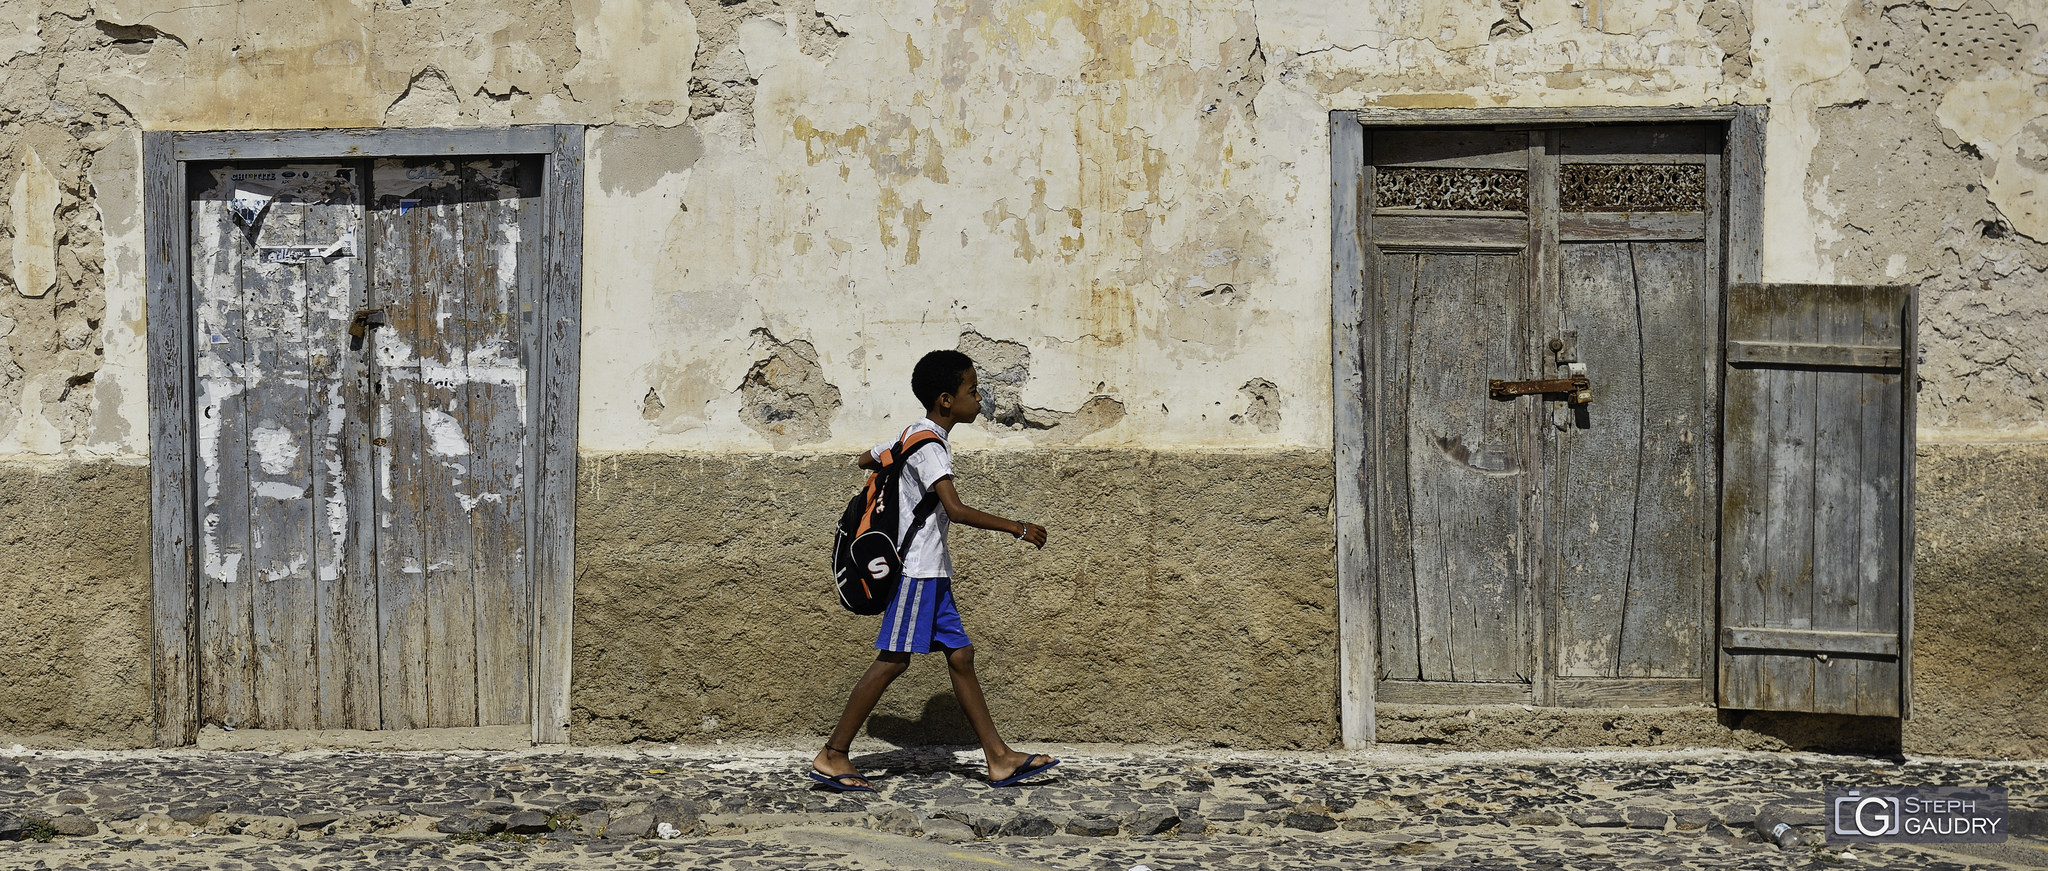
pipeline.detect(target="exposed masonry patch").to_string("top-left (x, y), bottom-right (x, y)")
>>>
top-left (955, 328), bottom-right (1126, 441)
top-left (384, 67), bottom-right (460, 127)
top-left (1698, 0), bottom-right (1752, 79)
top-left (0, 62), bottom-right (118, 451)
top-left (1213, 12), bottom-right (1265, 121)
top-left (685, 0), bottom-right (847, 131)
top-left (956, 329), bottom-right (1030, 427)
top-left (1231, 378), bottom-right (1282, 434)
top-left (1491, 0), bottom-right (1533, 38)
top-left (1810, 0), bottom-right (2048, 432)
top-left (737, 328), bottom-right (840, 450)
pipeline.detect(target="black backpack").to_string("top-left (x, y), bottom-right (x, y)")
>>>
top-left (831, 429), bottom-right (946, 615)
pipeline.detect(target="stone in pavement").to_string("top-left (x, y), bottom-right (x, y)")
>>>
top-left (294, 810), bottom-right (343, 831)
top-left (1568, 808), bottom-right (1627, 827)
top-left (921, 816), bottom-right (975, 842)
top-left (1282, 806), bottom-right (1337, 832)
top-left (1063, 814), bottom-right (1118, 836)
top-left (998, 813), bottom-right (1057, 837)
top-left (1510, 809), bottom-right (1567, 826)
top-left (1671, 807), bottom-right (1715, 831)
top-left (0, 811), bottom-right (23, 841)
top-left (433, 813), bottom-right (505, 835)
top-left (1125, 807), bottom-right (1179, 835)
top-left (504, 810), bottom-right (552, 834)
top-left (1623, 805), bottom-right (1668, 829)
top-left (50, 813), bottom-right (97, 837)
top-left (604, 811), bottom-right (653, 839)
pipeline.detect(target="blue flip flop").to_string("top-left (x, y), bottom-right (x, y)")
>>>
top-left (806, 768), bottom-right (878, 793)
top-left (990, 755), bottom-right (1060, 788)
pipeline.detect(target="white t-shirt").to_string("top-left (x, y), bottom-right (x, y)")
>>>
top-left (871, 419), bottom-right (953, 579)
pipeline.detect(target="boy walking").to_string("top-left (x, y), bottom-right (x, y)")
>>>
top-left (808, 350), bottom-right (1058, 792)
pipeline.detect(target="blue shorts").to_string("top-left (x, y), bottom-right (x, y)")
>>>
top-left (876, 577), bottom-right (972, 654)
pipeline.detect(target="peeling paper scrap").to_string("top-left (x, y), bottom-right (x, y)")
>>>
top-left (230, 182), bottom-right (275, 227)
top-left (374, 162), bottom-right (450, 199)
top-left (257, 231), bottom-right (356, 264)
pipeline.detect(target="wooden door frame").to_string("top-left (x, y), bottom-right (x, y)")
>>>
top-left (144, 127), bottom-right (585, 747)
top-left (1329, 106), bottom-right (1766, 748)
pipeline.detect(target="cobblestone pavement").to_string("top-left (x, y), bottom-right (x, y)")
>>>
top-left (2, 741), bottom-right (2046, 870)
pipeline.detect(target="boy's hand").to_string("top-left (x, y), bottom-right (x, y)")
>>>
top-left (1014, 521), bottom-right (1047, 549)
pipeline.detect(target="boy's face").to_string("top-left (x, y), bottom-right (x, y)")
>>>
top-left (942, 367), bottom-right (982, 424)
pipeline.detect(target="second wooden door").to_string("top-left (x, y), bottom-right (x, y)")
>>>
top-left (1365, 125), bottom-right (1723, 707)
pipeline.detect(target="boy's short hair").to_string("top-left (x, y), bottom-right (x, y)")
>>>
top-left (912, 349), bottom-right (974, 409)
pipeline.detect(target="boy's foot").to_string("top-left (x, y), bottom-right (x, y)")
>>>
top-left (809, 744), bottom-right (875, 793)
top-left (988, 751), bottom-right (1060, 787)
top-left (806, 768), bottom-right (877, 793)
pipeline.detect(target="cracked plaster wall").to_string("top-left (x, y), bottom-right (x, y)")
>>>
top-left (0, 0), bottom-right (2040, 753)
top-left (1, 0), bottom-right (2042, 457)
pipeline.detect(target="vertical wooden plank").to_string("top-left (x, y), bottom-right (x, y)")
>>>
top-left (1328, 114), bottom-right (1375, 747)
top-left (303, 166), bottom-right (369, 729)
top-left (1898, 287), bottom-right (1916, 719)
top-left (1554, 242), bottom-right (1641, 679)
top-left (1718, 285), bottom-right (1773, 710)
top-left (465, 158), bottom-right (536, 726)
top-left (1851, 287), bottom-right (1906, 716)
top-left (189, 165), bottom-right (258, 731)
top-left (341, 160), bottom-right (382, 730)
top-left (1371, 253), bottom-right (1421, 681)
top-left (1525, 130), bottom-right (1559, 706)
top-left (1698, 147), bottom-right (1726, 704)
top-left (404, 159), bottom-right (480, 729)
top-left (532, 125), bottom-right (584, 744)
top-left (370, 158), bottom-right (444, 730)
top-left (1808, 286), bottom-right (1869, 714)
top-left (1725, 107), bottom-right (1766, 286)
top-left (1408, 253), bottom-right (1526, 683)
top-left (147, 133), bottom-right (199, 747)
top-left (244, 172), bottom-right (323, 730)
top-left (1618, 241), bottom-right (1711, 679)
top-left (419, 164), bottom-right (480, 729)
top-left (1762, 288), bottom-right (1818, 710)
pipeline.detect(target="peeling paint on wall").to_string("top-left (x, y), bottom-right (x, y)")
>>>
top-left (954, 328), bottom-right (1128, 441)
top-left (738, 329), bottom-right (841, 449)
top-left (1805, 0), bottom-right (2048, 436)
top-left (0, 0), bottom-right (2041, 458)
top-left (1232, 378), bottom-right (1283, 434)
top-left (8, 148), bottom-right (59, 298)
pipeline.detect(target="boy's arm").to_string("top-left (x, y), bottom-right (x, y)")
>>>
top-left (856, 449), bottom-right (879, 470)
top-left (932, 477), bottom-right (1048, 548)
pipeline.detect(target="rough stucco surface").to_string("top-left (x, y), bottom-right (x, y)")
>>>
top-left (570, 449), bottom-right (1339, 749)
top-left (1804, 0), bottom-right (2048, 439)
top-left (0, 459), bottom-right (151, 748)
top-left (1903, 443), bottom-right (2048, 758)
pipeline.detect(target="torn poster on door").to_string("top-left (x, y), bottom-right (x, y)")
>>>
top-left (258, 230), bottom-right (356, 264)
top-left (230, 181), bottom-right (275, 227)
top-left (218, 166), bottom-right (351, 227)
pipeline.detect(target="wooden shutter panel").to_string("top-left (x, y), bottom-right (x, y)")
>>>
top-left (1718, 284), bottom-right (1914, 717)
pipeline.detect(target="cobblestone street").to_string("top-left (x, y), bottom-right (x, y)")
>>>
top-left (2, 742), bottom-right (2045, 870)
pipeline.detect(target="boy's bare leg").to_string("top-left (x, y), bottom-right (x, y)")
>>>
top-left (944, 644), bottom-right (1056, 782)
top-left (813, 652), bottom-right (912, 784)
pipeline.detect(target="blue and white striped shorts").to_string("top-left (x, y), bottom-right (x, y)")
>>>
top-left (876, 577), bottom-right (972, 654)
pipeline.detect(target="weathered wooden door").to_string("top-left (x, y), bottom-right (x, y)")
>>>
top-left (1364, 125), bottom-right (1723, 707)
top-left (1718, 284), bottom-right (1913, 717)
top-left (190, 157), bottom-right (540, 731)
